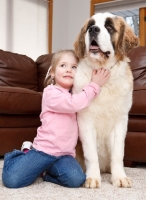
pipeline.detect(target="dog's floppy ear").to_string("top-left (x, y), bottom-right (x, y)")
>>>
top-left (117, 16), bottom-right (139, 55)
top-left (74, 20), bottom-right (89, 59)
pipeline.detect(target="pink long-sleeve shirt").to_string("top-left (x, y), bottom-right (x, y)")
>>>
top-left (32, 82), bottom-right (100, 157)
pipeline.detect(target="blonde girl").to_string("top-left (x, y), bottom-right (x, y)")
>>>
top-left (2, 49), bottom-right (110, 188)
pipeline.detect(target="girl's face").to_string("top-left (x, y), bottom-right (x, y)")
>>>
top-left (52, 54), bottom-right (78, 90)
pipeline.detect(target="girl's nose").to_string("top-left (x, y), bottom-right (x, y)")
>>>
top-left (66, 66), bottom-right (71, 72)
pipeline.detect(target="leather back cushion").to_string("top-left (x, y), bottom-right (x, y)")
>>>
top-left (0, 50), bottom-right (38, 91)
top-left (36, 53), bottom-right (54, 92)
top-left (128, 46), bottom-right (146, 88)
top-left (128, 46), bottom-right (146, 116)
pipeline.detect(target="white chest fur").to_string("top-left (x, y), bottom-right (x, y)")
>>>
top-left (73, 57), bottom-right (133, 139)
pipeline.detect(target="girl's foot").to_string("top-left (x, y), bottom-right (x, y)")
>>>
top-left (21, 141), bottom-right (32, 153)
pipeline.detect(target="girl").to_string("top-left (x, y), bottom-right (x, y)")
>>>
top-left (2, 49), bottom-right (110, 188)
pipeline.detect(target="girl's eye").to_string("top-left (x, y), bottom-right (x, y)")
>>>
top-left (72, 66), bottom-right (77, 69)
top-left (61, 64), bottom-right (66, 68)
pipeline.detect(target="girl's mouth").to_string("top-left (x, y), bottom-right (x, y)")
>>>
top-left (64, 76), bottom-right (73, 78)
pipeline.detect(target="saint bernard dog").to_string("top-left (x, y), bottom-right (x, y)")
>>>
top-left (73, 13), bottom-right (139, 188)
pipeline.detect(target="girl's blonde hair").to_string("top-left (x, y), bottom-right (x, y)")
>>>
top-left (44, 49), bottom-right (79, 87)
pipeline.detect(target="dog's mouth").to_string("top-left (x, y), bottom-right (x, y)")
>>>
top-left (89, 40), bottom-right (110, 58)
top-left (89, 40), bottom-right (100, 54)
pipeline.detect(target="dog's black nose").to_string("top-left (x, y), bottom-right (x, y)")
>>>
top-left (89, 26), bottom-right (100, 33)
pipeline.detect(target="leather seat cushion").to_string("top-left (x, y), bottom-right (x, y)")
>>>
top-left (128, 116), bottom-right (146, 132)
top-left (0, 86), bottom-right (42, 114)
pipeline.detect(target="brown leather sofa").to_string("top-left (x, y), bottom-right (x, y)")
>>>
top-left (124, 46), bottom-right (146, 167)
top-left (0, 50), bottom-right (53, 156)
top-left (0, 47), bottom-right (146, 168)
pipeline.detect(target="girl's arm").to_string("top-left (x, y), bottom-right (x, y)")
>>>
top-left (44, 83), bottom-right (100, 113)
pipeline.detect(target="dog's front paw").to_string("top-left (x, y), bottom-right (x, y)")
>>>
top-left (112, 177), bottom-right (132, 188)
top-left (83, 178), bottom-right (101, 188)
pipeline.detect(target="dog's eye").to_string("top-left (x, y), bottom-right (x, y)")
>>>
top-left (86, 19), bottom-right (95, 32)
top-left (105, 25), bottom-right (116, 34)
top-left (106, 26), bottom-right (113, 31)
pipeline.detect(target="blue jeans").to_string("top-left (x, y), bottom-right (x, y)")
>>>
top-left (2, 148), bottom-right (86, 188)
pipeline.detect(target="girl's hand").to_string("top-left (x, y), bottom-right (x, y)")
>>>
top-left (91, 68), bottom-right (110, 87)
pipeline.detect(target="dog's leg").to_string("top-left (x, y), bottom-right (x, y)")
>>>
top-left (78, 116), bottom-right (101, 188)
top-left (110, 117), bottom-right (132, 188)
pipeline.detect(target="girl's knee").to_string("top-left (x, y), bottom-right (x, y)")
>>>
top-left (65, 169), bottom-right (86, 188)
top-left (2, 173), bottom-right (21, 188)
top-left (72, 174), bottom-right (86, 188)
top-left (57, 156), bottom-right (86, 187)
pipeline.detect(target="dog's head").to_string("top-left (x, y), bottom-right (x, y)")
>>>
top-left (74, 13), bottom-right (139, 61)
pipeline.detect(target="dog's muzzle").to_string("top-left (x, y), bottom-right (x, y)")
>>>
top-left (89, 26), bottom-right (100, 54)
top-left (89, 25), bottom-right (110, 58)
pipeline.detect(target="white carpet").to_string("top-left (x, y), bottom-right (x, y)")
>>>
top-left (0, 159), bottom-right (146, 200)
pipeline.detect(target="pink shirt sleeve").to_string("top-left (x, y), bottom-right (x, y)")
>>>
top-left (43, 82), bottom-right (101, 113)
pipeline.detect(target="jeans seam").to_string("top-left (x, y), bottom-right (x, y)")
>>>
top-left (53, 162), bottom-right (61, 177)
top-left (46, 158), bottom-right (61, 177)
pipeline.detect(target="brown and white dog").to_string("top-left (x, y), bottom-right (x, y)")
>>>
top-left (73, 13), bottom-right (139, 188)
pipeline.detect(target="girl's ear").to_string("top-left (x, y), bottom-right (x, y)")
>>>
top-left (44, 66), bottom-right (54, 87)
top-left (51, 72), bottom-right (54, 78)
top-left (51, 68), bottom-right (55, 80)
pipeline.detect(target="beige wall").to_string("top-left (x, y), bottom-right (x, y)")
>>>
top-left (0, 0), bottom-right (48, 60)
top-left (52, 0), bottom-right (90, 52)
top-left (0, 0), bottom-right (90, 58)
